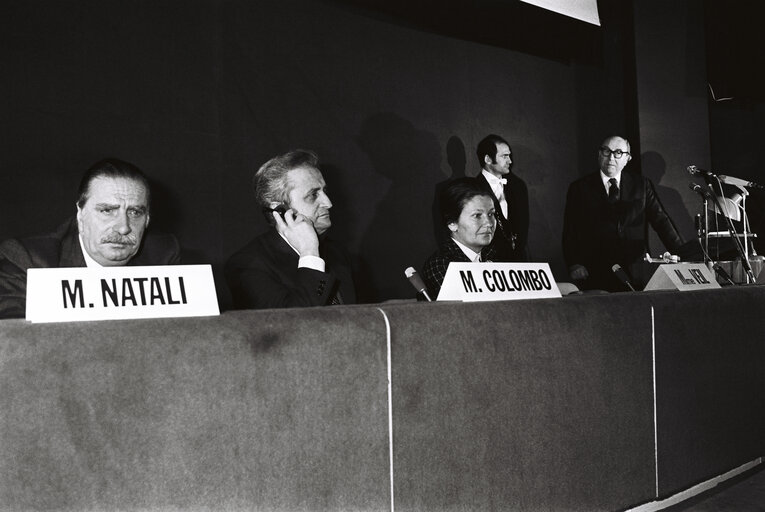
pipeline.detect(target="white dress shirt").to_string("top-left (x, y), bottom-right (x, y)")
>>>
top-left (279, 233), bottom-right (326, 272)
top-left (482, 169), bottom-right (508, 217)
top-left (599, 171), bottom-right (622, 195)
top-left (79, 235), bottom-right (101, 267)
top-left (452, 237), bottom-right (482, 262)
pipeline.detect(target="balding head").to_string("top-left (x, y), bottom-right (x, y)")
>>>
top-left (598, 136), bottom-right (631, 177)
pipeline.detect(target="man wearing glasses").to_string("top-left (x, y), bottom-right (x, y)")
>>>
top-left (562, 136), bottom-right (683, 291)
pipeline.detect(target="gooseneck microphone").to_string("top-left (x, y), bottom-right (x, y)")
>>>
top-left (687, 165), bottom-right (716, 179)
top-left (611, 264), bottom-right (636, 292)
top-left (687, 166), bottom-right (765, 190)
top-left (712, 263), bottom-right (735, 286)
top-left (719, 175), bottom-right (765, 190)
top-left (405, 267), bottom-right (432, 302)
top-left (688, 182), bottom-right (712, 199)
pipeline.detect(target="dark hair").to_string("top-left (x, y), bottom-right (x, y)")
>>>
top-left (476, 134), bottom-right (510, 168)
top-left (252, 149), bottom-right (320, 209)
top-left (440, 177), bottom-right (493, 227)
top-left (76, 158), bottom-right (151, 210)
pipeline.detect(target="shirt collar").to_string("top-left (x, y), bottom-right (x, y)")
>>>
top-left (600, 170), bottom-right (621, 190)
top-left (451, 237), bottom-right (482, 262)
top-left (78, 235), bottom-right (102, 267)
top-left (278, 231), bottom-right (300, 256)
top-left (482, 169), bottom-right (507, 186)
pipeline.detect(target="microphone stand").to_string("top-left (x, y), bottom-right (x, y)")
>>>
top-left (705, 179), bottom-right (755, 283)
top-left (702, 194), bottom-right (710, 265)
top-left (737, 186), bottom-right (750, 265)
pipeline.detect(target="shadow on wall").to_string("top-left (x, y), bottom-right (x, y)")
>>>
top-left (148, 178), bottom-right (182, 236)
top-left (431, 136), bottom-right (469, 248)
top-left (356, 112), bottom-right (446, 302)
top-left (642, 151), bottom-right (695, 243)
top-left (515, 143), bottom-right (552, 267)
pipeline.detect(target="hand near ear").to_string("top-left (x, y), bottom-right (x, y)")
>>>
top-left (273, 209), bottom-right (320, 257)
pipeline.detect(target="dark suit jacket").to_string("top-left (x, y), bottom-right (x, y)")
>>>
top-left (225, 229), bottom-right (356, 310)
top-left (562, 171), bottom-right (683, 291)
top-left (0, 217), bottom-right (181, 319)
top-left (476, 171), bottom-right (529, 262)
top-left (421, 238), bottom-right (495, 298)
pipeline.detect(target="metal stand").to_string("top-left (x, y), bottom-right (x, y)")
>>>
top-left (706, 182), bottom-right (755, 283)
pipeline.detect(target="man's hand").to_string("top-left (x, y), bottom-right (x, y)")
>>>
top-left (569, 264), bottom-right (589, 282)
top-left (273, 210), bottom-right (320, 257)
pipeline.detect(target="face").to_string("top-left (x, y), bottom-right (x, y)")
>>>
top-left (449, 195), bottom-right (497, 253)
top-left (76, 176), bottom-right (150, 266)
top-left (484, 142), bottom-right (512, 177)
top-left (285, 166), bottom-right (333, 235)
top-left (598, 136), bottom-right (631, 178)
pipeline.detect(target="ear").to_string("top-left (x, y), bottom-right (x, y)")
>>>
top-left (75, 203), bottom-right (83, 231)
top-left (269, 201), bottom-right (289, 210)
top-left (448, 222), bottom-right (458, 233)
top-left (144, 213), bottom-right (151, 229)
top-left (484, 154), bottom-right (492, 166)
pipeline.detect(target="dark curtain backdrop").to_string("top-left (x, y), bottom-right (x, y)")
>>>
top-left (1, 0), bottom-right (633, 306)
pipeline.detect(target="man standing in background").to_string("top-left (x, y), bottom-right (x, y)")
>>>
top-left (562, 135), bottom-right (683, 291)
top-left (475, 134), bottom-right (529, 262)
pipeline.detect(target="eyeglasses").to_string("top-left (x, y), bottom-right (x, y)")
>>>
top-left (599, 147), bottom-right (630, 159)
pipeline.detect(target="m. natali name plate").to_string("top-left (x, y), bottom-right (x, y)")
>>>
top-left (26, 265), bottom-right (220, 323)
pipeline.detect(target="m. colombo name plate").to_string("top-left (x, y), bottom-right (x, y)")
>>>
top-left (437, 262), bottom-right (561, 301)
top-left (26, 265), bottom-right (220, 323)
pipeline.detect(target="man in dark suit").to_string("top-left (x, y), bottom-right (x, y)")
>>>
top-left (562, 136), bottom-right (683, 291)
top-left (474, 134), bottom-right (529, 262)
top-left (0, 158), bottom-right (181, 318)
top-left (225, 149), bottom-right (356, 309)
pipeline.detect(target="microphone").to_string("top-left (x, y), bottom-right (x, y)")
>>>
top-left (611, 264), bottom-right (636, 292)
top-left (687, 165), bottom-right (716, 179)
top-left (405, 267), bottom-right (432, 301)
top-left (688, 182), bottom-right (713, 199)
top-left (711, 262), bottom-right (735, 286)
top-left (719, 175), bottom-right (765, 190)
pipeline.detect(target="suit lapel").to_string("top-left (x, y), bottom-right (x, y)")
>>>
top-left (320, 238), bottom-right (356, 304)
top-left (59, 219), bottom-right (87, 267)
top-left (586, 172), bottom-right (607, 201)
top-left (620, 171), bottom-right (635, 201)
top-left (444, 238), bottom-right (471, 262)
top-left (268, 230), bottom-right (299, 267)
top-left (617, 172), bottom-right (638, 224)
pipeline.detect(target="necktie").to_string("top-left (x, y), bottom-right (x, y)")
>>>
top-left (608, 178), bottom-right (619, 203)
top-left (321, 246), bottom-right (343, 305)
top-left (330, 290), bottom-right (343, 305)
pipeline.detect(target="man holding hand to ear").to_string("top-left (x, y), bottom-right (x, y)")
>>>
top-left (225, 149), bottom-right (356, 309)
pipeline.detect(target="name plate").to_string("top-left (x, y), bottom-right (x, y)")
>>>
top-left (26, 265), bottom-right (220, 323)
top-left (643, 263), bottom-right (720, 291)
top-left (437, 262), bottom-right (562, 301)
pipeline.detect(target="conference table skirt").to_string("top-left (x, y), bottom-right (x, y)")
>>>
top-left (1, 286), bottom-right (763, 511)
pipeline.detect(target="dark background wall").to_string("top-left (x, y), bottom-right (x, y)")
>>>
top-left (632, 1), bottom-right (712, 254)
top-left (1, 0), bottom-right (761, 307)
top-left (703, 0), bottom-right (765, 241)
